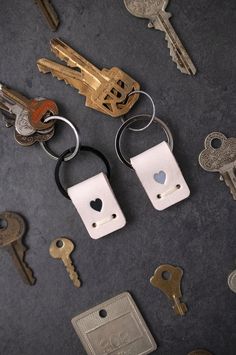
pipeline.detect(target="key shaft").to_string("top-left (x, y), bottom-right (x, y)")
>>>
top-left (35, 0), bottom-right (60, 31)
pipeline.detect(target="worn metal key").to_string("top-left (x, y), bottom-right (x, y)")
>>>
top-left (0, 83), bottom-right (58, 146)
top-left (150, 264), bottom-right (187, 316)
top-left (199, 132), bottom-right (236, 200)
top-left (49, 237), bottom-right (81, 288)
top-left (35, 0), bottom-right (60, 31)
top-left (124, 0), bottom-right (196, 75)
top-left (0, 212), bottom-right (36, 285)
top-left (37, 38), bottom-right (140, 117)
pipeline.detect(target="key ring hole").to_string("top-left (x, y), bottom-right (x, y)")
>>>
top-left (99, 309), bottom-right (107, 318)
top-left (0, 219), bottom-right (7, 229)
top-left (210, 138), bottom-right (222, 149)
top-left (162, 271), bottom-right (172, 280)
top-left (56, 240), bottom-right (64, 248)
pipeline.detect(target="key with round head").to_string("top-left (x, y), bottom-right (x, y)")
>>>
top-left (199, 132), bottom-right (236, 200)
top-left (49, 237), bottom-right (81, 288)
top-left (150, 264), bottom-right (187, 316)
top-left (124, 0), bottom-right (196, 75)
top-left (0, 211), bottom-right (36, 285)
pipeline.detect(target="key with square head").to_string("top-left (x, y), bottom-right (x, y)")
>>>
top-left (150, 264), bottom-right (187, 315)
top-left (199, 132), bottom-right (236, 200)
top-left (35, 0), bottom-right (60, 31)
top-left (37, 38), bottom-right (140, 117)
top-left (49, 237), bottom-right (81, 288)
top-left (0, 212), bottom-right (36, 285)
top-left (124, 0), bottom-right (196, 75)
top-left (0, 83), bottom-right (58, 135)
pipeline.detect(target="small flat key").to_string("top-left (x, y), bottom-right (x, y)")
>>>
top-left (150, 264), bottom-right (187, 316)
top-left (35, 0), bottom-right (60, 31)
top-left (124, 0), bottom-right (196, 75)
top-left (0, 211), bottom-right (36, 285)
top-left (49, 237), bottom-right (81, 288)
top-left (199, 132), bottom-right (236, 200)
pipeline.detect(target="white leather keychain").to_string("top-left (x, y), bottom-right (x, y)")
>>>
top-left (55, 146), bottom-right (126, 239)
top-left (116, 100), bottom-right (190, 210)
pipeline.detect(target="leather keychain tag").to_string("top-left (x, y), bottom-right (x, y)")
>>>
top-left (68, 172), bottom-right (126, 239)
top-left (131, 142), bottom-right (190, 210)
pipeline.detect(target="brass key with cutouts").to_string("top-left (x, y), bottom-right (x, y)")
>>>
top-left (37, 38), bottom-right (140, 117)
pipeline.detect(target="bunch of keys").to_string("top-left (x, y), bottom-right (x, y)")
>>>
top-left (124, 0), bottom-right (197, 75)
top-left (199, 132), bottom-right (236, 200)
top-left (0, 83), bottom-right (58, 146)
top-left (0, 211), bottom-right (36, 285)
top-left (37, 38), bottom-right (140, 117)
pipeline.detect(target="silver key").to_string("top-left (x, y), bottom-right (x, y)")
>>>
top-left (0, 83), bottom-right (36, 136)
top-left (124, 0), bottom-right (196, 75)
top-left (49, 237), bottom-right (81, 288)
top-left (199, 132), bottom-right (236, 200)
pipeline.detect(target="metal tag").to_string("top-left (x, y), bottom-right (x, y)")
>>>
top-left (71, 292), bottom-right (157, 355)
top-left (67, 172), bottom-right (126, 239)
top-left (130, 141), bottom-right (190, 210)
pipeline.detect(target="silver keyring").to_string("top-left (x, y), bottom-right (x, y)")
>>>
top-left (115, 114), bottom-right (174, 169)
top-left (121, 90), bottom-right (156, 132)
top-left (40, 116), bottom-right (80, 161)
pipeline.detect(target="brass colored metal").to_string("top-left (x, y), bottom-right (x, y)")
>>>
top-left (150, 264), bottom-right (187, 316)
top-left (49, 237), bottom-right (81, 288)
top-left (35, 0), bottom-right (60, 31)
top-left (188, 350), bottom-right (213, 355)
top-left (0, 212), bottom-right (36, 285)
top-left (37, 38), bottom-right (140, 117)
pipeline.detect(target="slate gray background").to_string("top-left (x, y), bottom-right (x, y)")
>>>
top-left (0, 0), bottom-right (235, 354)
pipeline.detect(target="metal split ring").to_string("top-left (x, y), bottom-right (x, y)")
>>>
top-left (40, 116), bottom-right (80, 161)
top-left (115, 114), bottom-right (174, 169)
top-left (121, 90), bottom-right (156, 132)
top-left (55, 146), bottom-right (111, 199)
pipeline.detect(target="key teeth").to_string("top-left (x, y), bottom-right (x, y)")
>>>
top-left (164, 34), bottom-right (196, 75)
top-left (65, 259), bottom-right (81, 288)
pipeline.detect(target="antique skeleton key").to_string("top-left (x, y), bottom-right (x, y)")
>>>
top-left (150, 264), bottom-right (187, 315)
top-left (37, 38), bottom-right (140, 117)
top-left (35, 0), bottom-right (60, 31)
top-left (124, 0), bottom-right (196, 75)
top-left (0, 212), bottom-right (36, 285)
top-left (0, 83), bottom-right (58, 145)
top-left (199, 132), bottom-right (236, 200)
top-left (49, 237), bottom-right (81, 288)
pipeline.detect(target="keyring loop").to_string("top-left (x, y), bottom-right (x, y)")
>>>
top-left (55, 145), bottom-right (111, 200)
top-left (115, 114), bottom-right (174, 170)
top-left (121, 90), bottom-right (155, 132)
top-left (40, 116), bottom-right (80, 162)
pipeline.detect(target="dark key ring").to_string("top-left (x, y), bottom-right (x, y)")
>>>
top-left (55, 145), bottom-right (111, 200)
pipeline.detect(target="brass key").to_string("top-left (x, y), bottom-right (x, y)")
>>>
top-left (35, 0), bottom-right (60, 31)
top-left (0, 212), bottom-right (36, 285)
top-left (49, 237), bottom-right (81, 288)
top-left (37, 38), bottom-right (140, 117)
top-left (150, 264), bottom-right (187, 316)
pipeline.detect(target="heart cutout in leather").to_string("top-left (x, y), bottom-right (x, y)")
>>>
top-left (154, 171), bottom-right (166, 184)
top-left (90, 198), bottom-right (103, 212)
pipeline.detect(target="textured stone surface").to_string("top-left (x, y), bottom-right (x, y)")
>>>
top-left (0, 1), bottom-right (235, 354)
